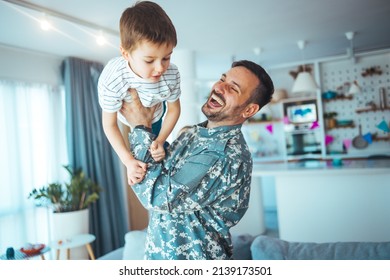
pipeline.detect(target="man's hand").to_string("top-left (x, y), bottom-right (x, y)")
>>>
top-left (120, 88), bottom-right (156, 128)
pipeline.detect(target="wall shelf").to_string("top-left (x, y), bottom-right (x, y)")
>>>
top-left (373, 136), bottom-right (390, 142)
top-left (322, 95), bottom-right (353, 102)
top-left (327, 124), bottom-right (355, 130)
top-left (355, 107), bottom-right (390, 113)
top-left (247, 119), bottom-right (281, 124)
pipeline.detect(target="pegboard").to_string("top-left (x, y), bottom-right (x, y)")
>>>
top-left (320, 53), bottom-right (390, 155)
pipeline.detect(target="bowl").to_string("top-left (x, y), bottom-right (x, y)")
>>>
top-left (322, 91), bottom-right (337, 99)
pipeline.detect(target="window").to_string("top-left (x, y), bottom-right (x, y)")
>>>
top-left (0, 80), bottom-right (68, 253)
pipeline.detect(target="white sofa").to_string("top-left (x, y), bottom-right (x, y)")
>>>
top-left (98, 230), bottom-right (390, 260)
top-left (98, 230), bottom-right (255, 260)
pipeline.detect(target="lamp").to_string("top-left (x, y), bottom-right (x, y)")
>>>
top-left (292, 40), bottom-right (318, 94)
top-left (345, 31), bottom-right (357, 64)
top-left (347, 80), bottom-right (361, 95)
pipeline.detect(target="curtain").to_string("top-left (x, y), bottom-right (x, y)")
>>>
top-left (61, 57), bottom-right (128, 258)
top-left (0, 80), bottom-right (67, 253)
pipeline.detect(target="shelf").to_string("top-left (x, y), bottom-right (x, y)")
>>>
top-left (246, 119), bottom-right (281, 124)
top-left (326, 124), bottom-right (355, 130)
top-left (373, 136), bottom-right (390, 142)
top-left (322, 95), bottom-right (353, 102)
top-left (355, 107), bottom-right (390, 113)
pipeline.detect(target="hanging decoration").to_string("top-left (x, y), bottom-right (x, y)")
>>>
top-left (325, 135), bottom-right (334, 146)
top-left (363, 133), bottom-right (373, 144)
top-left (265, 124), bottom-right (273, 134)
top-left (342, 139), bottom-right (352, 150)
top-left (310, 121), bottom-right (319, 130)
top-left (376, 120), bottom-right (390, 133)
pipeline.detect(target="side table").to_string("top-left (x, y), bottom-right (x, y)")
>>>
top-left (50, 233), bottom-right (96, 260)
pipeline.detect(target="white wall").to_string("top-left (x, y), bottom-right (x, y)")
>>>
top-left (0, 44), bottom-right (63, 85)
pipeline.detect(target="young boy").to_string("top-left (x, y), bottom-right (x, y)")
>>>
top-left (98, 1), bottom-right (181, 185)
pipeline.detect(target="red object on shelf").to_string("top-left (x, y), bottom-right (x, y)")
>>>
top-left (20, 244), bottom-right (45, 255)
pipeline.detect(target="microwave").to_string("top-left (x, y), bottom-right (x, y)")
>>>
top-left (283, 99), bottom-right (318, 125)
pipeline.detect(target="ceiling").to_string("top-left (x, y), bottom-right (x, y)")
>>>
top-left (1, 0), bottom-right (390, 69)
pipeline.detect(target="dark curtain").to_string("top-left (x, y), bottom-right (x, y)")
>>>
top-left (62, 57), bottom-right (128, 258)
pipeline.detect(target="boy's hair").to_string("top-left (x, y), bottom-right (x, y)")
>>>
top-left (232, 60), bottom-right (274, 110)
top-left (120, 1), bottom-right (177, 52)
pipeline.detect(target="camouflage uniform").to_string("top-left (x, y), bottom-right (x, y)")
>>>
top-left (129, 121), bottom-right (253, 260)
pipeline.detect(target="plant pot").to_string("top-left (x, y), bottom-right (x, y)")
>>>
top-left (49, 208), bottom-right (89, 260)
top-left (327, 118), bottom-right (337, 129)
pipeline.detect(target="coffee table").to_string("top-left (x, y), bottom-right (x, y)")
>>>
top-left (50, 233), bottom-right (96, 260)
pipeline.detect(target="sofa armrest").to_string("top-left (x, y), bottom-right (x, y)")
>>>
top-left (97, 247), bottom-right (124, 260)
top-left (251, 235), bottom-right (390, 260)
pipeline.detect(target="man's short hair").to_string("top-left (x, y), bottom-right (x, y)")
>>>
top-left (232, 60), bottom-right (274, 109)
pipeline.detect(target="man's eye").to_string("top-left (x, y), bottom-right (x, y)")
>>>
top-left (231, 86), bottom-right (239, 93)
top-left (163, 57), bottom-right (171, 61)
top-left (145, 60), bottom-right (153, 64)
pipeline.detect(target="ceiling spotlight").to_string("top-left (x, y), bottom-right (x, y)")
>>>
top-left (345, 31), bottom-right (354, 41)
top-left (39, 14), bottom-right (51, 31)
top-left (96, 31), bottom-right (106, 46)
top-left (253, 47), bottom-right (262, 56)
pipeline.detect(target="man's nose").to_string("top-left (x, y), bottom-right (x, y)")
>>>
top-left (214, 81), bottom-right (227, 94)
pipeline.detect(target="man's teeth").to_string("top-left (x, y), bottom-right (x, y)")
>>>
top-left (212, 94), bottom-right (225, 106)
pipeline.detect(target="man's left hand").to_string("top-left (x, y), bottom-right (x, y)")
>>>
top-left (120, 88), bottom-right (156, 128)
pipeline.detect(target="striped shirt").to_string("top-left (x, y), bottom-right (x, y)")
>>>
top-left (98, 56), bottom-right (181, 126)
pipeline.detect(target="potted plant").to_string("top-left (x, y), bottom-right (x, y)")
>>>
top-left (28, 165), bottom-right (101, 259)
top-left (28, 165), bottom-right (101, 213)
top-left (323, 112), bottom-right (338, 129)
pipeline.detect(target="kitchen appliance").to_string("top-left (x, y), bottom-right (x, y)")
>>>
top-left (352, 124), bottom-right (368, 149)
top-left (283, 98), bottom-right (321, 156)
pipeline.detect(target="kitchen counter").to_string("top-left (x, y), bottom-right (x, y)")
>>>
top-left (252, 159), bottom-right (390, 243)
top-left (253, 158), bottom-right (390, 176)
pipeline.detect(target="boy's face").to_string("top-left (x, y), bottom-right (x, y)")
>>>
top-left (121, 40), bottom-right (174, 83)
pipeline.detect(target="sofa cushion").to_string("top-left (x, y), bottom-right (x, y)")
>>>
top-left (122, 230), bottom-right (147, 260)
top-left (251, 235), bottom-right (390, 260)
top-left (232, 234), bottom-right (256, 260)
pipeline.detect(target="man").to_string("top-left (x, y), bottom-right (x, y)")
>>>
top-left (121, 60), bottom-right (274, 260)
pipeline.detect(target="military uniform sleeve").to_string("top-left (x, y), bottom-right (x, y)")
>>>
top-left (129, 129), bottom-right (251, 222)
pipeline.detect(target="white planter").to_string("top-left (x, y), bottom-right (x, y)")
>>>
top-left (49, 208), bottom-right (89, 260)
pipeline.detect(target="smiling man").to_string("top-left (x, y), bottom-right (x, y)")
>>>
top-left (121, 60), bottom-right (274, 260)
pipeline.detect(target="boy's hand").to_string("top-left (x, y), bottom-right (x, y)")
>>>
top-left (150, 140), bottom-right (166, 162)
top-left (125, 158), bottom-right (148, 186)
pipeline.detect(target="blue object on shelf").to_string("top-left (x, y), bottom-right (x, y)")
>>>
top-left (322, 91), bottom-right (337, 99)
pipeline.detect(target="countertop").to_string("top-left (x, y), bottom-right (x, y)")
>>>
top-left (252, 159), bottom-right (390, 176)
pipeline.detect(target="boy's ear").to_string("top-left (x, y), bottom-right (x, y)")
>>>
top-left (120, 46), bottom-right (129, 60)
top-left (242, 103), bottom-right (260, 119)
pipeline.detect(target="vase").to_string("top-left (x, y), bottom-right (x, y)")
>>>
top-left (49, 208), bottom-right (89, 260)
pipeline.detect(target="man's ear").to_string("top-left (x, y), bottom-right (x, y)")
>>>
top-left (242, 103), bottom-right (260, 119)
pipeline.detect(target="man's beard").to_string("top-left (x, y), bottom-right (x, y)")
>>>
top-left (201, 99), bottom-right (246, 123)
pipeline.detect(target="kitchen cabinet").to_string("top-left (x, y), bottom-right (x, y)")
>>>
top-left (242, 50), bottom-right (390, 162)
top-left (195, 49), bottom-right (390, 163)
top-left (253, 159), bottom-right (390, 242)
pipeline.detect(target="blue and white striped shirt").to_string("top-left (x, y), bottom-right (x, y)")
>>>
top-left (98, 56), bottom-right (181, 126)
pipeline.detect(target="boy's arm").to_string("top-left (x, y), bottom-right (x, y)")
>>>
top-left (102, 111), bottom-right (147, 185)
top-left (155, 99), bottom-right (181, 144)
